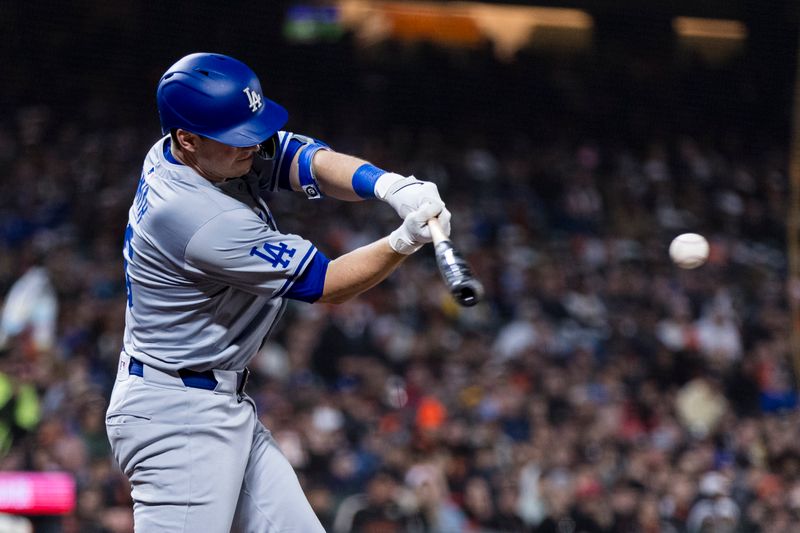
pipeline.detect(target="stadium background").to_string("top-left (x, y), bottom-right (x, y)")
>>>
top-left (0, 0), bottom-right (799, 531)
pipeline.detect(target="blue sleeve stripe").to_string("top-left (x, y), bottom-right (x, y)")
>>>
top-left (283, 250), bottom-right (330, 303)
top-left (270, 132), bottom-right (291, 188)
top-left (273, 245), bottom-right (317, 299)
top-left (277, 138), bottom-right (304, 191)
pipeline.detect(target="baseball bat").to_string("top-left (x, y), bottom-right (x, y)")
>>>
top-left (427, 218), bottom-right (484, 307)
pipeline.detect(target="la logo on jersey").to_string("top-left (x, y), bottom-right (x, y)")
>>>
top-left (243, 87), bottom-right (263, 112)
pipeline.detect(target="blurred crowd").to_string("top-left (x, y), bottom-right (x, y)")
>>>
top-left (0, 29), bottom-right (797, 533)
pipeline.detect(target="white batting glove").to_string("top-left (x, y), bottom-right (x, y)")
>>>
top-left (375, 173), bottom-right (439, 218)
top-left (389, 201), bottom-right (446, 255)
top-left (376, 173), bottom-right (451, 239)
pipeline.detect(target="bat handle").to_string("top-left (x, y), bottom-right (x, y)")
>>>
top-left (428, 217), bottom-right (448, 244)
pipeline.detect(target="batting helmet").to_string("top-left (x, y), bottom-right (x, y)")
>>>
top-left (156, 53), bottom-right (288, 147)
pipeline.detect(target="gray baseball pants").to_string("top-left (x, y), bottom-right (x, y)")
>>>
top-left (106, 353), bottom-right (324, 532)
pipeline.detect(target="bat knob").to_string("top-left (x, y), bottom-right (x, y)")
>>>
top-left (452, 281), bottom-right (484, 307)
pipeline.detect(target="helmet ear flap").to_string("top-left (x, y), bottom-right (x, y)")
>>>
top-left (257, 134), bottom-right (278, 161)
top-left (250, 133), bottom-right (279, 184)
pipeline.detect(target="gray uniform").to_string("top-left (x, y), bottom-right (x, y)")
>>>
top-left (107, 134), bottom-right (326, 532)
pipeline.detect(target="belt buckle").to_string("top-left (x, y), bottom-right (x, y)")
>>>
top-left (237, 368), bottom-right (250, 399)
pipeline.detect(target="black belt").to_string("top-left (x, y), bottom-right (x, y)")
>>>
top-left (129, 357), bottom-right (249, 395)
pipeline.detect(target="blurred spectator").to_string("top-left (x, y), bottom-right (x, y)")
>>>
top-left (0, 265), bottom-right (58, 353)
top-left (347, 469), bottom-right (426, 532)
top-left (0, 355), bottom-right (40, 454)
top-left (686, 471), bottom-right (740, 533)
top-left (406, 462), bottom-right (467, 532)
top-left (675, 377), bottom-right (729, 438)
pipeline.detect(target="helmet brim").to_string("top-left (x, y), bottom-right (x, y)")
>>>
top-left (203, 98), bottom-right (289, 148)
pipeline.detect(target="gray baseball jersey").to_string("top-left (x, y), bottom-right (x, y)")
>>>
top-left (108, 131), bottom-right (327, 532)
top-left (122, 133), bottom-right (326, 372)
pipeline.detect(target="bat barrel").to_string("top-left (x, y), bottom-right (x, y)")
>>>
top-left (434, 240), bottom-right (484, 306)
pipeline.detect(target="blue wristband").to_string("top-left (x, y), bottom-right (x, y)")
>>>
top-left (298, 143), bottom-right (328, 200)
top-left (352, 163), bottom-right (386, 199)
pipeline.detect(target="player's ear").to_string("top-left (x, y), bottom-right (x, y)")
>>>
top-left (174, 129), bottom-right (200, 153)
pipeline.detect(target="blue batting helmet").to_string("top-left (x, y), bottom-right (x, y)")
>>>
top-left (156, 53), bottom-right (288, 147)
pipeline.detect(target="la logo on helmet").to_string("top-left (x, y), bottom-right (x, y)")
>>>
top-left (243, 87), bottom-right (263, 112)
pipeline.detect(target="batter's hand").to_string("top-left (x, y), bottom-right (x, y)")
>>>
top-left (389, 201), bottom-right (447, 255)
top-left (376, 173), bottom-right (451, 233)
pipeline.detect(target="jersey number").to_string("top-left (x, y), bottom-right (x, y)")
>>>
top-left (123, 223), bottom-right (134, 307)
top-left (250, 242), bottom-right (296, 268)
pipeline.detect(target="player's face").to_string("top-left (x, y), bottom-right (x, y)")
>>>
top-left (193, 136), bottom-right (259, 181)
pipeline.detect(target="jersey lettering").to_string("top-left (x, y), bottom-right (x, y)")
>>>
top-left (134, 171), bottom-right (151, 223)
top-left (250, 242), bottom-right (296, 269)
top-left (123, 223), bottom-right (134, 307)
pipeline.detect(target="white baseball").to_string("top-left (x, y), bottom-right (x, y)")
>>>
top-left (669, 233), bottom-right (709, 269)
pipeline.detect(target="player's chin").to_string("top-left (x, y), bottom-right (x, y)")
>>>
top-left (233, 157), bottom-right (254, 173)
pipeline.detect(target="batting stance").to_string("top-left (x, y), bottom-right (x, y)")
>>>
top-left (106, 52), bottom-right (451, 532)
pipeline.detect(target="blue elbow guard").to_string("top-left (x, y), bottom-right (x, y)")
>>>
top-left (298, 143), bottom-right (329, 200)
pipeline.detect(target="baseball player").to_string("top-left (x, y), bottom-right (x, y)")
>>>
top-left (105, 52), bottom-right (451, 532)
